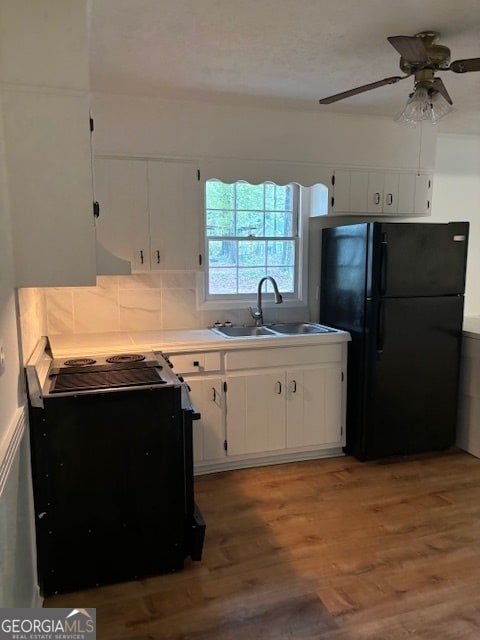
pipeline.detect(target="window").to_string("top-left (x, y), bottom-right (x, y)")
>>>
top-left (205, 180), bottom-right (300, 298)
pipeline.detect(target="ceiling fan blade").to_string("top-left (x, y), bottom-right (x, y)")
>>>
top-left (449, 57), bottom-right (480, 73)
top-left (319, 76), bottom-right (405, 104)
top-left (432, 78), bottom-right (453, 104)
top-left (387, 35), bottom-right (430, 64)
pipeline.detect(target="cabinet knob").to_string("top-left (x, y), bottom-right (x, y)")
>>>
top-left (375, 192), bottom-right (381, 205)
top-left (140, 250), bottom-right (144, 265)
top-left (276, 381), bottom-right (282, 395)
top-left (156, 250), bottom-right (160, 264)
top-left (193, 360), bottom-right (200, 367)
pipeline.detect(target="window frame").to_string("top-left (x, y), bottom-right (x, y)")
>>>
top-left (198, 179), bottom-right (309, 310)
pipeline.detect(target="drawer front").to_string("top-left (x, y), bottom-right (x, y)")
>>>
top-left (169, 352), bottom-right (222, 375)
top-left (225, 344), bottom-right (342, 371)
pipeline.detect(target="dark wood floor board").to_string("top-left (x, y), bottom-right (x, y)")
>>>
top-left (45, 450), bottom-right (480, 639)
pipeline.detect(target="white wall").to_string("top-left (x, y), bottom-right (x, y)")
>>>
top-left (92, 92), bottom-right (437, 170)
top-left (0, 84), bottom-right (38, 608)
top-left (430, 134), bottom-right (480, 315)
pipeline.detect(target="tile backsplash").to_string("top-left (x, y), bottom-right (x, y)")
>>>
top-left (40, 272), bottom-right (307, 335)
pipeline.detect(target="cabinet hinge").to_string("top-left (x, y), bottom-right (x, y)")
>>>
top-left (197, 169), bottom-right (201, 181)
top-left (199, 254), bottom-right (203, 266)
top-left (223, 439), bottom-right (228, 451)
top-left (89, 117), bottom-right (94, 132)
top-left (341, 371), bottom-right (344, 382)
top-left (223, 381), bottom-right (227, 393)
top-left (93, 201), bottom-right (100, 219)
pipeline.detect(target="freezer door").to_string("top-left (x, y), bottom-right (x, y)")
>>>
top-left (320, 223), bottom-right (370, 332)
top-left (360, 295), bottom-right (464, 459)
top-left (372, 222), bottom-right (469, 297)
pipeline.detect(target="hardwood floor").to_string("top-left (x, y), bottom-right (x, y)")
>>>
top-left (45, 450), bottom-right (480, 639)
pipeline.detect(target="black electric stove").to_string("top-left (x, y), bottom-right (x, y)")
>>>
top-left (26, 342), bottom-right (205, 597)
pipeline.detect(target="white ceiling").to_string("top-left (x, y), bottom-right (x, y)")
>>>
top-left (89, 0), bottom-right (480, 134)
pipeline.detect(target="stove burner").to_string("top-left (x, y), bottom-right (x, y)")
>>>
top-left (106, 353), bottom-right (146, 364)
top-left (64, 358), bottom-right (97, 367)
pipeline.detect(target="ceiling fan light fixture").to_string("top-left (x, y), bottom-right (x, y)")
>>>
top-left (394, 82), bottom-right (455, 126)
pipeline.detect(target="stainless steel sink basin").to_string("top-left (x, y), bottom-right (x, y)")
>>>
top-left (211, 325), bottom-right (276, 338)
top-left (270, 322), bottom-right (336, 335)
top-left (210, 322), bottom-right (338, 338)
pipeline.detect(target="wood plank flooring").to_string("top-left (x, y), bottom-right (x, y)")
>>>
top-left (45, 450), bottom-right (480, 639)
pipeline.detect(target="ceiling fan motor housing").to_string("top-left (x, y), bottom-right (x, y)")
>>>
top-left (400, 31), bottom-right (451, 72)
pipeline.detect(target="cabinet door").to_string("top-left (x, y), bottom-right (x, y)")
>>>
top-left (148, 160), bottom-right (201, 270)
top-left (286, 367), bottom-right (343, 448)
top-left (185, 376), bottom-right (225, 464)
top-left (4, 89), bottom-right (96, 287)
top-left (367, 172), bottom-right (385, 213)
top-left (332, 170), bottom-right (368, 213)
top-left (349, 171), bottom-right (369, 212)
top-left (226, 372), bottom-right (286, 455)
top-left (331, 170), bottom-right (350, 213)
top-left (414, 173), bottom-right (433, 216)
top-left (397, 173), bottom-right (416, 215)
top-left (95, 158), bottom-right (150, 271)
top-left (382, 173), bottom-right (399, 214)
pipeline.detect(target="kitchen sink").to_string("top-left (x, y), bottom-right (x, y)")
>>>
top-left (210, 322), bottom-right (338, 338)
top-left (270, 322), bottom-right (336, 335)
top-left (211, 325), bottom-right (276, 338)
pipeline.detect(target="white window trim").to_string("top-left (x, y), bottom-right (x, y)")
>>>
top-left (197, 185), bottom-right (310, 311)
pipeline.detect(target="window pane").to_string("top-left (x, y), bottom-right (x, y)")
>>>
top-left (267, 240), bottom-right (295, 266)
top-left (236, 182), bottom-right (264, 210)
top-left (238, 267), bottom-right (267, 293)
top-left (238, 240), bottom-right (266, 266)
top-left (206, 181), bottom-right (235, 209)
top-left (265, 212), bottom-right (293, 237)
top-left (236, 211), bottom-right (263, 236)
top-left (209, 268), bottom-right (238, 294)
top-left (208, 240), bottom-right (237, 266)
top-left (206, 210), bottom-right (235, 236)
top-left (265, 183), bottom-right (293, 211)
top-left (267, 267), bottom-right (295, 293)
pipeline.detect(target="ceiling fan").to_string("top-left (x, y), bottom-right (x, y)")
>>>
top-left (319, 31), bottom-right (480, 110)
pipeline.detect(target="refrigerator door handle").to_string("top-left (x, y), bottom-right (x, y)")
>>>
top-left (379, 235), bottom-right (388, 296)
top-left (377, 301), bottom-right (386, 354)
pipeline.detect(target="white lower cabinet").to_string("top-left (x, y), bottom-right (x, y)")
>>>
top-left (170, 341), bottom-right (347, 472)
top-left (226, 372), bottom-right (286, 456)
top-left (286, 366), bottom-right (343, 448)
top-left (226, 365), bottom-right (344, 456)
top-left (184, 376), bottom-right (226, 466)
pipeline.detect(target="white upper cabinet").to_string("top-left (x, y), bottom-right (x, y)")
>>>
top-left (1, 0), bottom-right (96, 287)
top-left (4, 89), bottom-right (97, 287)
top-left (330, 169), bottom-right (431, 217)
top-left (94, 157), bottom-right (201, 273)
top-left (95, 158), bottom-right (150, 272)
top-left (414, 173), bottom-right (433, 216)
top-left (148, 160), bottom-right (201, 271)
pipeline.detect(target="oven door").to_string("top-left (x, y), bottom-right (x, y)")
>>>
top-left (29, 385), bottom-right (187, 596)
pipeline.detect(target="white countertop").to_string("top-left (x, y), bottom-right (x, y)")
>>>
top-left (463, 315), bottom-right (480, 340)
top-left (47, 327), bottom-right (351, 358)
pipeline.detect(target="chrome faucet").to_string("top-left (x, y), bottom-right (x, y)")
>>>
top-left (250, 276), bottom-right (283, 326)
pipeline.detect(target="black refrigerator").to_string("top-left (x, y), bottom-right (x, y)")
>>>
top-left (320, 221), bottom-right (469, 460)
